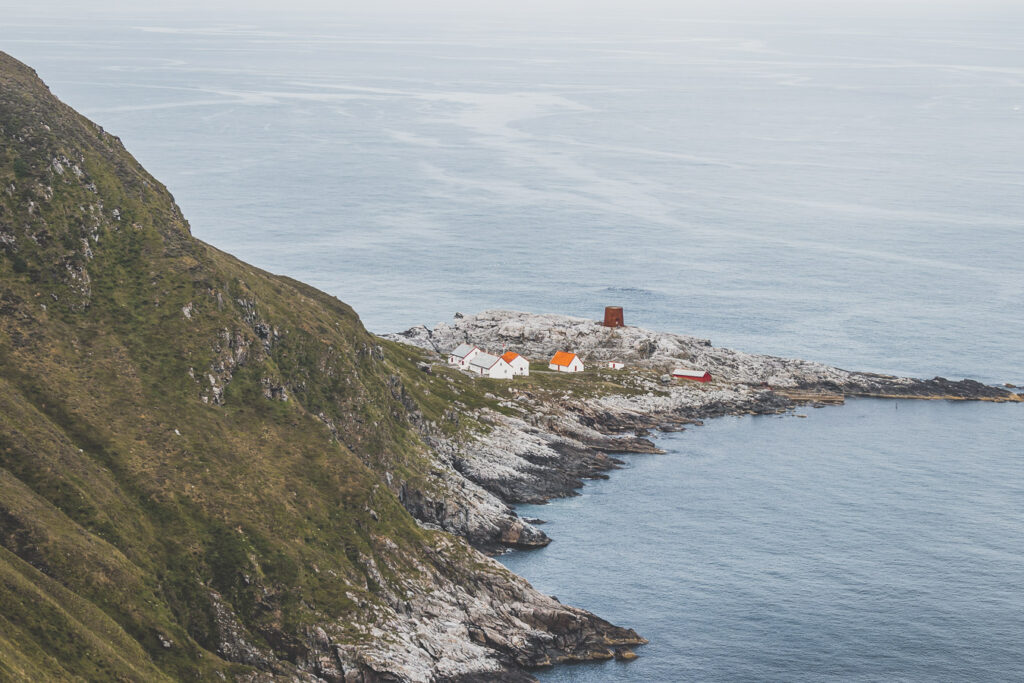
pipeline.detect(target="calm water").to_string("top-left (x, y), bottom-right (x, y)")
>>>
top-left (503, 400), bottom-right (1024, 681)
top-left (3, 7), bottom-right (1022, 681)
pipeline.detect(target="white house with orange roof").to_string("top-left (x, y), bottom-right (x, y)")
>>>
top-left (448, 343), bottom-right (481, 368)
top-left (501, 351), bottom-right (530, 376)
top-left (548, 351), bottom-right (584, 373)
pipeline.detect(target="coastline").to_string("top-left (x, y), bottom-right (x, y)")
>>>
top-left (374, 310), bottom-right (1020, 677)
top-left (382, 309), bottom-right (1020, 552)
top-left (497, 398), bottom-right (1024, 682)
top-left (4, 37), bottom-right (1021, 681)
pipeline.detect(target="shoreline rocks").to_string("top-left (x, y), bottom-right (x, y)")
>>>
top-left (370, 309), bottom-right (1020, 679)
top-left (384, 310), bottom-right (1020, 534)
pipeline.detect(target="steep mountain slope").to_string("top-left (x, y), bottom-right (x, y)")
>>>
top-left (0, 52), bottom-right (642, 681)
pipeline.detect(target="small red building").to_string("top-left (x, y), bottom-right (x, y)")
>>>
top-left (672, 368), bottom-right (712, 382)
top-left (603, 306), bottom-right (624, 328)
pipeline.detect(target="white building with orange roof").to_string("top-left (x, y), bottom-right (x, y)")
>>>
top-left (501, 351), bottom-right (530, 376)
top-left (548, 351), bottom-right (584, 373)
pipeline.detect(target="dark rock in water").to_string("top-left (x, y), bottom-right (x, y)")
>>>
top-left (615, 648), bottom-right (639, 661)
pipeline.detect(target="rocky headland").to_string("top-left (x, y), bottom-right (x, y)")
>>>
top-left (383, 309), bottom-right (1021, 541)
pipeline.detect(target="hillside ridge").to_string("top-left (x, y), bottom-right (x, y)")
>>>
top-left (0, 51), bottom-right (644, 682)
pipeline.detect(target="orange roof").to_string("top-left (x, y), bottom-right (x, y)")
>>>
top-left (549, 351), bottom-right (577, 367)
top-left (501, 351), bottom-right (522, 363)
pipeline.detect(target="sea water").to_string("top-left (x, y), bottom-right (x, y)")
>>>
top-left (2, 6), bottom-right (1022, 680)
top-left (502, 400), bottom-right (1024, 681)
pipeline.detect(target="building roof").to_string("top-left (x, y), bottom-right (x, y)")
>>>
top-left (469, 352), bottom-right (503, 370)
top-left (501, 351), bottom-right (525, 364)
top-left (450, 343), bottom-right (478, 358)
top-left (672, 368), bottom-right (710, 377)
top-left (549, 351), bottom-right (578, 367)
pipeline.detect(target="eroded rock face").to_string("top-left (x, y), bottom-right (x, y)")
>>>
top-left (307, 537), bottom-right (646, 682)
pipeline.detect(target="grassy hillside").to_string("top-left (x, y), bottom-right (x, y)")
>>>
top-left (0, 51), bottom-right (578, 680)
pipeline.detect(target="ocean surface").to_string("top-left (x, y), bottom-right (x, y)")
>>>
top-left (3, 6), bottom-right (1022, 681)
top-left (502, 400), bottom-right (1024, 681)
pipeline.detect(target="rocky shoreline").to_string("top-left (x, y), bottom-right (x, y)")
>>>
top-left (355, 310), bottom-right (1021, 679)
top-left (384, 310), bottom-right (1021, 552)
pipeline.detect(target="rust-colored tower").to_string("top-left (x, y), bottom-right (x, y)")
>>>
top-left (603, 306), bottom-right (624, 328)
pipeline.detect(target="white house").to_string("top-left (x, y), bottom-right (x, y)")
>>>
top-left (501, 351), bottom-right (530, 376)
top-left (467, 352), bottom-right (514, 379)
top-left (549, 351), bottom-right (584, 373)
top-left (448, 343), bottom-right (481, 368)
top-left (606, 361), bottom-right (625, 370)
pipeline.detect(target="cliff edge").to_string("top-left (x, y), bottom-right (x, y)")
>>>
top-left (0, 52), bottom-right (643, 682)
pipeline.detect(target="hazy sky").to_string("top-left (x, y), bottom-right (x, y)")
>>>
top-left (6, 0), bottom-right (1023, 21)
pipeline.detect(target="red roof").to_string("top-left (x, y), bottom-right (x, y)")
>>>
top-left (672, 369), bottom-right (712, 380)
top-left (501, 351), bottom-right (523, 363)
top-left (549, 351), bottom-right (578, 367)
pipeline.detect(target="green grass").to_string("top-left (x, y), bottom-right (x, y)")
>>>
top-left (0, 48), bottom-right (661, 680)
top-left (0, 50), bottom-right (489, 680)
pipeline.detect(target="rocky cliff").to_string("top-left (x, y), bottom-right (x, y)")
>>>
top-left (0, 52), bottom-right (643, 682)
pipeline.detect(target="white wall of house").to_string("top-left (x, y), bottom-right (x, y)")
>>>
top-left (486, 359), bottom-right (514, 379)
top-left (506, 355), bottom-right (530, 376)
top-left (450, 347), bottom-right (481, 367)
top-left (468, 353), bottom-right (514, 379)
top-left (549, 356), bottom-right (584, 373)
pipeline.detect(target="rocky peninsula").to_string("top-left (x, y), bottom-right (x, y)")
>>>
top-left (383, 310), bottom-right (1021, 551)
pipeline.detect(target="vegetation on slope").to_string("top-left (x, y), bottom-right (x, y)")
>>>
top-left (1, 51), bottom-right (629, 680)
